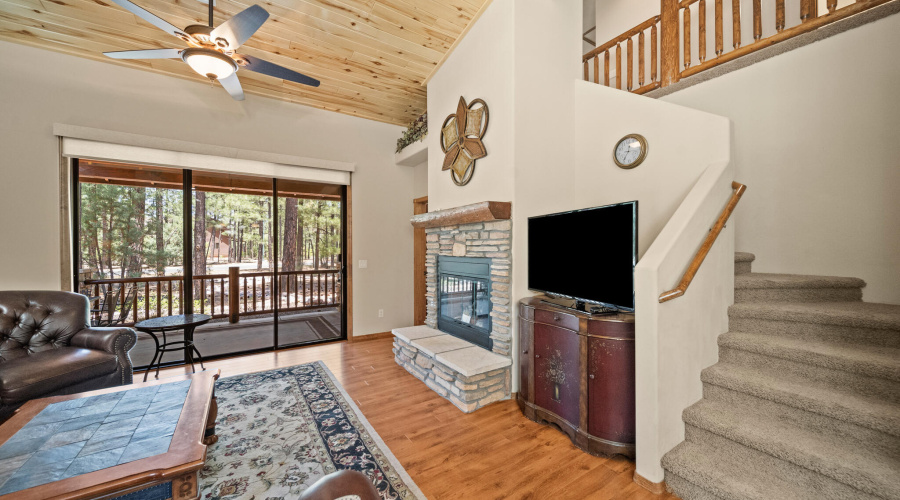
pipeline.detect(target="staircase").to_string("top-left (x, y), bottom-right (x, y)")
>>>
top-left (662, 252), bottom-right (900, 500)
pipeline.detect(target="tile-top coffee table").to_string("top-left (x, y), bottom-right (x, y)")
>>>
top-left (0, 369), bottom-right (219, 500)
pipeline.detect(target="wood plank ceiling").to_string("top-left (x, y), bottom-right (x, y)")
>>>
top-left (0, 0), bottom-right (492, 125)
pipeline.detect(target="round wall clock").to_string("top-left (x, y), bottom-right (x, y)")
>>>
top-left (613, 134), bottom-right (648, 169)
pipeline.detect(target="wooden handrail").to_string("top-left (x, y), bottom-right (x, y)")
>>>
top-left (583, 16), bottom-right (660, 60)
top-left (659, 181), bottom-right (746, 303)
top-left (584, 0), bottom-right (891, 95)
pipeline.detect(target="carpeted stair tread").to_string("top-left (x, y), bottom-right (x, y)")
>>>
top-left (683, 399), bottom-right (900, 499)
top-left (735, 273), bottom-right (865, 290)
top-left (734, 252), bottom-right (756, 263)
top-left (729, 301), bottom-right (900, 331)
top-left (662, 441), bottom-right (842, 500)
top-left (702, 363), bottom-right (900, 436)
top-left (719, 331), bottom-right (900, 381)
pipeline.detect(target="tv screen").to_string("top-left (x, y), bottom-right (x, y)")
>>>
top-left (527, 201), bottom-right (637, 311)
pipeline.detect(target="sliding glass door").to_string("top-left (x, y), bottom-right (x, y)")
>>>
top-left (276, 179), bottom-right (344, 346)
top-left (73, 160), bottom-right (347, 369)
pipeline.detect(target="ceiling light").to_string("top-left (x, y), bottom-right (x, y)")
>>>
top-left (182, 48), bottom-right (237, 80)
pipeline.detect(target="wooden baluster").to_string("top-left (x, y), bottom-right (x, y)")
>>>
top-left (800, 0), bottom-right (817, 21)
top-left (616, 43), bottom-right (622, 89)
top-left (200, 279), bottom-right (206, 314)
top-left (167, 281), bottom-right (172, 316)
top-left (639, 31), bottom-right (645, 86)
top-left (178, 281), bottom-right (183, 314)
top-left (753, 0), bottom-right (762, 40)
top-left (593, 55), bottom-right (599, 84)
top-left (243, 277), bottom-right (247, 312)
top-left (228, 268), bottom-right (239, 323)
top-left (732, 0), bottom-right (742, 48)
top-left (604, 50), bottom-right (610, 86)
top-left (317, 274), bottom-right (322, 306)
top-left (132, 287), bottom-right (138, 324)
top-left (776, 0), bottom-right (785, 31)
top-left (698, 0), bottom-right (707, 62)
top-left (660, 0), bottom-right (680, 86)
top-left (220, 277), bottom-right (225, 315)
top-left (145, 282), bottom-right (150, 319)
top-left (156, 280), bottom-right (161, 317)
top-left (651, 24), bottom-right (658, 81)
top-left (626, 37), bottom-right (633, 90)
top-left (827, 0), bottom-right (837, 13)
top-left (683, 6), bottom-right (691, 69)
top-left (583, 59), bottom-right (589, 81)
top-left (253, 276), bottom-right (257, 311)
top-left (715, 0), bottom-right (723, 55)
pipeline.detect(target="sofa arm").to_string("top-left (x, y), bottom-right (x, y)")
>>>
top-left (70, 327), bottom-right (137, 356)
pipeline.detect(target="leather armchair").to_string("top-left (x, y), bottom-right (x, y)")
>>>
top-left (0, 291), bottom-right (136, 420)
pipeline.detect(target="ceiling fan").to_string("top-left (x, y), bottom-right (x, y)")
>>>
top-left (103, 0), bottom-right (320, 100)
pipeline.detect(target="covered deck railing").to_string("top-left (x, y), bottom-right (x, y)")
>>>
top-left (83, 269), bottom-right (341, 327)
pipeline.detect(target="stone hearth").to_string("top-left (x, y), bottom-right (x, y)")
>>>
top-left (394, 201), bottom-right (513, 413)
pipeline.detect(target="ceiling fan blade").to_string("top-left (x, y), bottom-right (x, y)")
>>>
top-left (209, 5), bottom-right (269, 51)
top-left (218, 73), bottom-right (245, 101)
top-left (104, 48), bottom-right (182, 60)
top-left (108, 0), bottom-right (184, 38)
top-left (235, 54), bottom-right (320, 87)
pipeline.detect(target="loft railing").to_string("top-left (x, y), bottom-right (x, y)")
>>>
top-left (83, 269), bottom-right (341, 327)
top-left (659, 181), bottom-right (746, 302)
top-left (583, 0), bottom-right (892, 92)
top-left (583, 16), bottom-right (662, 94)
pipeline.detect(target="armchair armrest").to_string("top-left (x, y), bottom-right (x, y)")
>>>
top-left (70, 327), bottom-right (137, 355)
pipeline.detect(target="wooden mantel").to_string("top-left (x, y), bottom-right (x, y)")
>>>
top-left (410, 201), bottom-right (511, 228)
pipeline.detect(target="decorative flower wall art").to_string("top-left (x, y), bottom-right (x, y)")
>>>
top-left (440, 97), bottom-right (489, 186)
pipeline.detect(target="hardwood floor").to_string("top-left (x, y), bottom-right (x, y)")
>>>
top-left (156, 338), bottom-right (677, 500)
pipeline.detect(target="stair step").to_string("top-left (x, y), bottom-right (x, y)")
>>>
top-left (718, 332), bottom-right (900, 402)
top-left (729, 301), bottom-right (900, 348)
top-left (734, 273), bottom-right (864, 303)
top-left (683, 399), bottom-right (900, 499)
top-left (734, 252), bottom-right (756, 275)
top-left (662, 439), bottom-right (879, 500)
top-left (701, 363), bottom-right (900, 437)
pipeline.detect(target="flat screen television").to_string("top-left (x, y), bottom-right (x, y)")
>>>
top-left (527, 201), bottom-right (637, 312)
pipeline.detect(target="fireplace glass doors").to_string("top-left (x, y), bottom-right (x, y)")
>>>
top-left (437, 257), bottom-right (492, 350)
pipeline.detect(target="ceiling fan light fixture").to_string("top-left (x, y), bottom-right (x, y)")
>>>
top-left (182, 48), bottom-right (237, 79)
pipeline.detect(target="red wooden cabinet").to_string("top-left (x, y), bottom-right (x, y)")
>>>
top-left (517, 296), bottom-right (635, 458)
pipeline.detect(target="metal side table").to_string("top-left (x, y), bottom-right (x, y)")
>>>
top-left (135, 313), bottom-right (211, 382)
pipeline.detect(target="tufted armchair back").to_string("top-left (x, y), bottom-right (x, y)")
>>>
top-left (0, 291), bottom-right (90, 363)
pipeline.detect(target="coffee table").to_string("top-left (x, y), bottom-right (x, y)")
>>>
top-left (0, 370), bottom-right (219, 500)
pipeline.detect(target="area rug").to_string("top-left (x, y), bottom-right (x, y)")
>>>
top-left (199, 362), bottom-right (425, 500)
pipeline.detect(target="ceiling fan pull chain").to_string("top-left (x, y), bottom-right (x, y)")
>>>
top-left (209, 0), bottom-right (213, 28)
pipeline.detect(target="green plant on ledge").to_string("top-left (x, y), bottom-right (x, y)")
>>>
top-left (395, 112), bottom-right (428, 153)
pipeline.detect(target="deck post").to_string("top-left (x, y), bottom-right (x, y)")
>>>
top-left (228, 266), bottom-right (240, 323)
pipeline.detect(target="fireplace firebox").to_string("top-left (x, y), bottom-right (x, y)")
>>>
top-left (437, 256), bottom-right (493, 350)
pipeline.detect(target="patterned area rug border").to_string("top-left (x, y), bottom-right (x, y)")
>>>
top-left (314, 361), bottom-right (426, 500)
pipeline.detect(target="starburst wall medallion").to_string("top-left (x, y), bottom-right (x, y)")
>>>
top-left (440, 97), bottom-right (489, 186)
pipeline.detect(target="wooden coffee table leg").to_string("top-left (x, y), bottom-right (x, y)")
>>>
top-left (203, 393), bottom-right (218, 446)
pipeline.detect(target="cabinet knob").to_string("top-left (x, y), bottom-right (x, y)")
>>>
top-left (523, 350), bottom-right (528, 354)
top-left (553, 314), bottom-right (560, 321)
top-left (535, 354), bottom-right (540, 358)
top-left (589, 374), bottom-right (595, 379)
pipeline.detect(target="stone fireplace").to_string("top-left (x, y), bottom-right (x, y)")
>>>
top-left (392, 201), bottom-right (513, 413)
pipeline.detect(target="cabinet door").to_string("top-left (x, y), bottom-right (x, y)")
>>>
top-left (533, 323), bottom-right (581, 426)
top-left (518, 317), bottom-right (534, 402)
top-left (587, 336), bottom-right (635, 444)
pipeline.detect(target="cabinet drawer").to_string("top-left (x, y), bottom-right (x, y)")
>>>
top-left (534, 309), bottom-right (579, 332)
top-left (587, 319), bottom-right (635, 340)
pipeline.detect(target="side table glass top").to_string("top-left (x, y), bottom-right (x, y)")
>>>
top-left (0, 379), bottom-right (192, 495)
top-left (135, 314), bottom-right (212, 330)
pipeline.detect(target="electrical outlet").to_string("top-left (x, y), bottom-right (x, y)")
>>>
top-left (359, 260), bottom-right (368, 269)
top-left (378, 309), bottom-right (384, 318)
